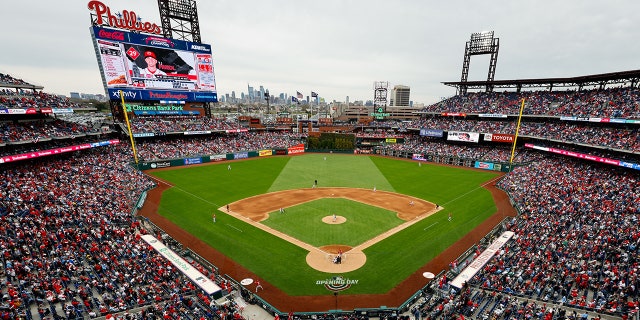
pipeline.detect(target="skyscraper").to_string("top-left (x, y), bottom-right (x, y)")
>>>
top-left (391, 85), bottom-right (410, 106)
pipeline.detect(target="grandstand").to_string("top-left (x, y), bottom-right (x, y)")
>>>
top-left (1, 63), bottom-right (639, 320)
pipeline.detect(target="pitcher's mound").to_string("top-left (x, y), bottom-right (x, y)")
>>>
top-left (322, 215), bottom-right (346, 224)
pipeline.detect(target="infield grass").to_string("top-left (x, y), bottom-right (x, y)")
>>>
top-left (262, 198), bottom-right (404, 247)
top-left (149, 154), bottom-right (499, 296)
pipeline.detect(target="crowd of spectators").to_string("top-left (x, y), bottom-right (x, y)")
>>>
top-left (0, 73), bottom-right (32, 86)
top-left (135, 131), bottom-right (305, 160)
top-left (0, 145), bottom-right (249, 319)
top-left (129, 116), bottom-right (240, 133)
top-left (0, 119), bottom-right (102, 144)
top-left (0, 91), bottom-right (90, 110)
top-left (519, 122), bottom-right (639, 152)
top-left (479, 155), bottom-right (638, 315)
top-left (382, 137), bottom-right (542, 164)
top-left (2, 70), bottom-right (639, 319)
top-left (405, 117), bottom-right (514, 134)
top-left (420, 87), bottom-right (640, 118)
top-left (406, 152), bottom-right (639, 319)
top-left (400, 117), bottom-right (639, 153)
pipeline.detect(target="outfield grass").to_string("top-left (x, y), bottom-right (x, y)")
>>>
top-left (150, 154), bottom-right (499, 295)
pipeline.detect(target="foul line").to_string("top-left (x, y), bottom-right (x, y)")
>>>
top-left (440, 175), bottom-right (503, 208)
top-left (423, 222), bottom-right (439, 231)
top-left (226, 224), bottom-right (243, 233)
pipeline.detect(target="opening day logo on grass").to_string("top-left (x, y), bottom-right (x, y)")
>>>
top-left (316, 276), bottom-right (359, 292)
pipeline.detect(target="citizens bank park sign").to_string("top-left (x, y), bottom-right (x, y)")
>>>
top-left (88, 1), bottom-right (162, 35)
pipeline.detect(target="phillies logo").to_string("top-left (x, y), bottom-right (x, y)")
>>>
top-left (98, 29), bottom-right (125, 41)
top-left (88, 0), bottom-right (162, 35)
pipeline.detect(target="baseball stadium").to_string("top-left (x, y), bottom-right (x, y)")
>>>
top-left (0, 1), bottom-right (639, 320)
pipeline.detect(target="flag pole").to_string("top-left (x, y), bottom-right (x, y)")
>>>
top-left (508, 98), bottom-right (525, 172)
top-left (120, 90), bottom-right (139, 164)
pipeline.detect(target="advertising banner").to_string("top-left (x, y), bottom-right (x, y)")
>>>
top-left (525, 143), bottom-right (639, 171)
top-left (259, 149), bottom-right (273, 157)
top-left (447, 131), bottom-right (479, 143)
top-left (149, 161), bottom-right (172, 169)
top-left (288, 144), bottom-right (305, 154)
top-left (474, 161), bottom-right (495, 170)
top-left (52, 108), bottom-right (74, 114)
top-left (107, 88), bottom-right (217, 103)
top-left (209, 154), bottom-right (226, 162)
top-left (411, 154), bottom-right (426, 161)
top-left (133, 132), bottom-right (155, 138)
top-left (141, 235), bottom-right (221, 295)
top-left (450, 231), bottom-right (514, 289)
top-left (225, 128), bottom-right (249, 133)
top-left (0, 139), bottom-right (119, 164)
top-left (184, 157), bottom-right (202, 165)
top-left (478, 114), bottom-right (507, 118)
top-left (184, 131), bottom-right (211, 135)
top-left (233, 152), bottom-right (249, 160)
top-left (419, 129), bottom-right (444, 137)
top-left (483, 133), bottom-right (515, 143)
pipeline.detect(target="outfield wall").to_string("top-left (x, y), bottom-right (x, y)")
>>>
top-left (376, 147), bottom-right (515, 172)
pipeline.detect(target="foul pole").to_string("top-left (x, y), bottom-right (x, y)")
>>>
top-left (119, 90), bottom-right (139, 164)
top-left (508, 98), bottom-right (525, 171)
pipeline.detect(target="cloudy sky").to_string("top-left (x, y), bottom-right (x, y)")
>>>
top-left (0, 0), bottom-right (638, 104)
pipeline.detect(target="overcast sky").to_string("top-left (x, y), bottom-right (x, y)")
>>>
top-left (0, 0), bottom-right (638, 104)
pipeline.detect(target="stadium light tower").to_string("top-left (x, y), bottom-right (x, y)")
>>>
top-left (157, 0), bottom-right (202, 43)
top-left (460, 31), bottom-right (500, 94)
top-left (373, 81), bottom-right (389, 113)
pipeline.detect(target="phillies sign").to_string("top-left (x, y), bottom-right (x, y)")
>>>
top-left (88, 1), bottom-right (162, 35)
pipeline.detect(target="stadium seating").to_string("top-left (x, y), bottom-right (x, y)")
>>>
top-left (1, 71), bottom-right (639, 319)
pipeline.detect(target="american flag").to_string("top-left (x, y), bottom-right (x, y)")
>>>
top-left (311, 91), bottom-right (318, 98)
top-left (296, 91), bottom-right (303, 99)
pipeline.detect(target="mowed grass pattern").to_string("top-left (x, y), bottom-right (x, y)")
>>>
top-left (262, 198), bottom-right (404, 247)
top-left (269, 154), bottom-right (394, 192)
top-left (150, 154), bottom-right (500, 296)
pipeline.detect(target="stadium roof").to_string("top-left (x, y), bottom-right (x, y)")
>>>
top-left (443, 69), bottom-right (640, 91)
top-left (0, 82), bottom-right (44, 91)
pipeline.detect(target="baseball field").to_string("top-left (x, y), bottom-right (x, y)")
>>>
top-left (141, 154), bottom-right (513, 311)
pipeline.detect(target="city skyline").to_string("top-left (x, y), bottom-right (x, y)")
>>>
top-left (0, 1), bottom-right (638, 104)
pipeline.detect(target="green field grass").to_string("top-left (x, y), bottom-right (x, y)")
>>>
top-left (150, 154), bottom-right (499, 295)
top-left (262, 198), bottom-right (404, 247)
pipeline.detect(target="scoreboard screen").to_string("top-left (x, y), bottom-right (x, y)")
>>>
top-left (91, 26), bottom-right (217, 102)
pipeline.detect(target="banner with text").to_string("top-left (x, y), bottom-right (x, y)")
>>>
top-left (483, 133), bottom-right (515, 143)
top-left (525, 143), bottom-right (640, 171)
top-left (447, 131), bottom-right (479, 143)
top-left (0, 139), bottom-right (120, 164)
top-left (450, 231), bottom-right (514, 289)
top-left (141, 235), bottom-right (221, 295)
top-left (288, 144), bottom-right (305, 154)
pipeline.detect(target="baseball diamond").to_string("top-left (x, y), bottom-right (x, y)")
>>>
top-left (139, 154), bottom-right (517, 311)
